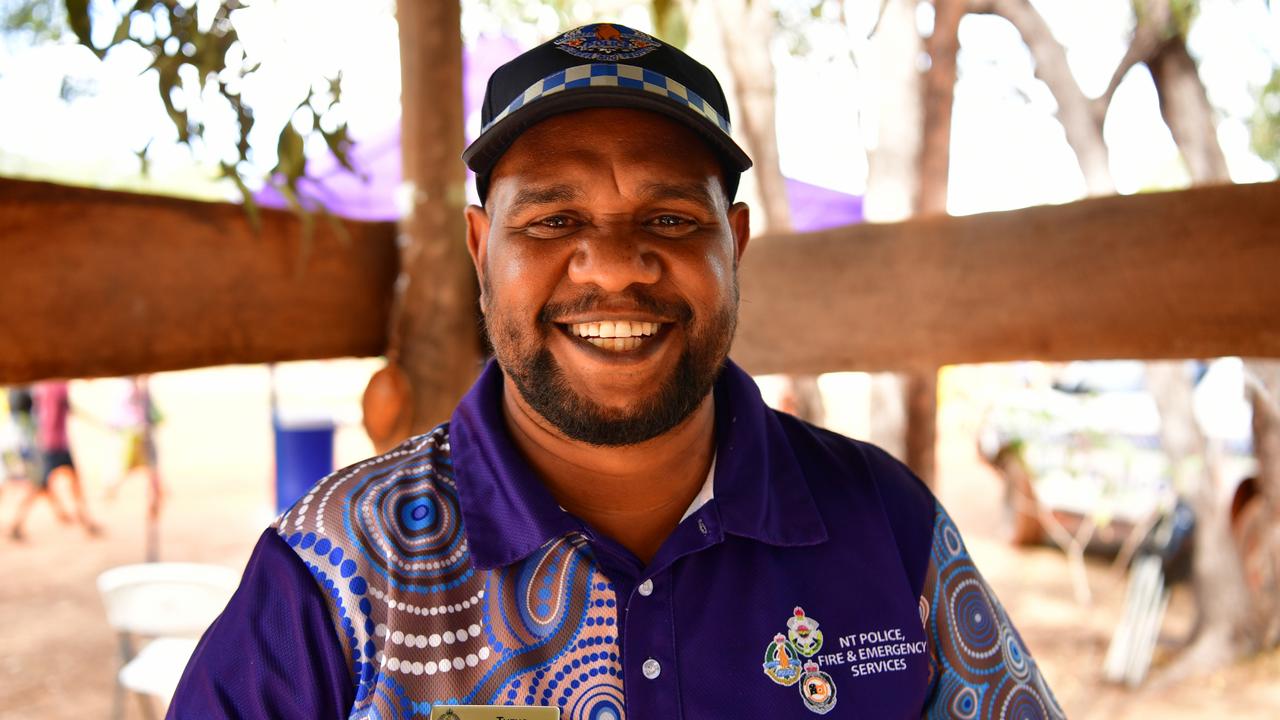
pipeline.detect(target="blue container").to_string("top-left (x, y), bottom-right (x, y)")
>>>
top-left (273, 417), bottom-right (335, 513)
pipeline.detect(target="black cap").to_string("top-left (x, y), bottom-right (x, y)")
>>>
top-left (463, 23), bottom-right (753, 202)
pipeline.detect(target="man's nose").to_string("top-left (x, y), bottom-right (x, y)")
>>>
top-left (566, 230), bottom-right (661, 292)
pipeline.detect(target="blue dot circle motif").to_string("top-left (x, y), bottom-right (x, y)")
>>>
top-left (400, 498), bottom-right (436, 531)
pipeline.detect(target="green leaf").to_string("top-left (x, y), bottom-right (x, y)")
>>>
top-left (322, 123), bottom-right (357, 176)
top-left (273, 122), bottom-right (307, 190)
top-left (1250, 66), bottom-right (1280, 171)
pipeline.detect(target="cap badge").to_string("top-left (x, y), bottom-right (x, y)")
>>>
top-left (554, 23), bottom-right (661, 61)
top-left (799, 661), bottom-right (838, 715)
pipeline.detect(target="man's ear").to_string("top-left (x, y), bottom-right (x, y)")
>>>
top-left (464, 204), bottom-right (490, 312)
top-left (727, 202), bottom-right (751, 265)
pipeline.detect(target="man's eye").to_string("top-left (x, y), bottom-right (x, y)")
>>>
top-left (522, 215), bottom-right (580, 237)
top-left (647, 214), bottom-right (698, 234)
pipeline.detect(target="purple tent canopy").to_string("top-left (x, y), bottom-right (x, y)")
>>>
top-left (785, 177), bottom-right (863, 232)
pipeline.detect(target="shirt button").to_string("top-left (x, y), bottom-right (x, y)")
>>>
top-left (637, 579), bottom-right (653, 597)
top-left (642, 658), bottom-right (661, 680)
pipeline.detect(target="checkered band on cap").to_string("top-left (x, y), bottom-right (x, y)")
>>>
top-left (481, 63), bottom-right (734, 138)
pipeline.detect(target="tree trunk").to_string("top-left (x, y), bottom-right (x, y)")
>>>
top-left (1148, 38), bottom-right (1230, 184)
top-left (861, 0), bottom-right (928, 476)
top-left (918, 0), bottom-right (965, 217)
top-left (865, 0), bottom-right (924, 222)
top-left (709, 0), bottom-right (829, 428)
top-left (1242, 363), bottom-right (1280, 650)
top-left (1138, 3), bottom-right (1272, 676)
top-left (895, 0), bottom-right (967, 486)
top-left (1147, 362), bottom-right (1257, 684)
top-left (715, 0), bottom-right (791, 234)
top-left (378, 0), bottom-right (482, 445)
top-left (969, 0), bottom-right (1268, 677)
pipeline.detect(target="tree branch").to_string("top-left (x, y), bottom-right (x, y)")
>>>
top-left (1095, 23), bottom-right (1162, 119)
top-left (967, 0), bottom-right (1114, 195)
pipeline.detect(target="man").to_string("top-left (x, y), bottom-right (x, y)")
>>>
top-left (171, 23), bottom-right (1063, 719)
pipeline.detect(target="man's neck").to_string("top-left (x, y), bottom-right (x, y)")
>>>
top-left (500, 376), bottom-right (716, 566)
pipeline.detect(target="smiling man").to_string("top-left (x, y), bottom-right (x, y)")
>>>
top-left (171, 23), bottom-right (1063, 720)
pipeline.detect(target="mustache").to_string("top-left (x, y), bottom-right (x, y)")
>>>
top-left (538, 288), bottom-right (694, 325)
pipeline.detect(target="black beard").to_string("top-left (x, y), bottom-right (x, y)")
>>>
top-left (486, 286), bottom-right (736, 447)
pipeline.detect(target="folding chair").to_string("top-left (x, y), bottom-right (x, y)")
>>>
top-left (97, 562), bottom-right (238, 720)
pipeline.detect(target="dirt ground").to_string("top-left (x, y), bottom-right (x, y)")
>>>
top-left (0, 362), bottom-right (1276, 719)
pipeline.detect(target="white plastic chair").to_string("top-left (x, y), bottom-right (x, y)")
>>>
top-left (97, 562), bottom-right (239, 720)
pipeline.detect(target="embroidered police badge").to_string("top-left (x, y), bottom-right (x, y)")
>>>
top-left (788, 606), bottom-right (824, 656)
top-left (761, 633), bottom-right (802, 686)
top-left (799, 662), bottom-right (838, 715)
top-left (553, 23), bottom-right (661, 60)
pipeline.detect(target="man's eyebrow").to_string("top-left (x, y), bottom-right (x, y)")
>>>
top-left (638, 182), bottom-right (717, 208)
top-left (508, 184), bottom-right (582, 212)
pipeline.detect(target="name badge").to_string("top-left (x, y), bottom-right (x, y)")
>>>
top-left (430, 705), bottom-right (560, 720)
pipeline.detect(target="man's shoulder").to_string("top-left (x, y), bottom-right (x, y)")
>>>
top-left (273, 423), bottom-right (456, 541)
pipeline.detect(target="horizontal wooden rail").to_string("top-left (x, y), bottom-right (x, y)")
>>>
top-left (734, 180), bottom-right (1280, 374)
top-left (0, 178), bottom-right (399, 383)
top-left (3, 178), bottom-right (1278, 382)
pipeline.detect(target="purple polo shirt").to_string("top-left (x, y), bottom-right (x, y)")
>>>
top-left (170, 360), bottom-right (1062, 719)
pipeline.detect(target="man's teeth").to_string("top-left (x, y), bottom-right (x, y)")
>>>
top-left (569, 321), bottom-right (660, 339)
top-left (567, 321), bottom-right (662, 351)
top-left (587, 337), bottom-right (644, 351)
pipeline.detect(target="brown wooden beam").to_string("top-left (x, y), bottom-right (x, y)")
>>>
top-left (734, 180), bottom-right (1280, 375)
top-left (0, 178), bottom-right (398, 383)
top-left (6, 178), bottom-right (1279, 383)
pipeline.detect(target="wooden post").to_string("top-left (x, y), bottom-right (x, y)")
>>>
top-left (386, 0), bottom-right (482, 439)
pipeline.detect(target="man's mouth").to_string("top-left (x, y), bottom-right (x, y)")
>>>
top-left (562, 320), bottom-right (665, 352)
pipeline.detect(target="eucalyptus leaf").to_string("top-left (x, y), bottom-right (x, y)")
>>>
top-left (274, 122), bottom-right (307, 191)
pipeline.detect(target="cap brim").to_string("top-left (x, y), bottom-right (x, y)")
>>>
top-left (462, 87), bottom-right (753, 178)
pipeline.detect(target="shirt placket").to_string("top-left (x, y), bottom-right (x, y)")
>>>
top-left (621, 565), bottom-right (678, 718)
top-left (609, 506), bottom-right (723, 719)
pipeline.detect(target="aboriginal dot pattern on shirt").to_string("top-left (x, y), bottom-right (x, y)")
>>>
top-left (921, 506), bottom-right (1066, 720)
top-left (273, 426), bottom-right (626, 720)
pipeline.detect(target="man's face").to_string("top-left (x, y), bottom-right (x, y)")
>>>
top-left (465, 108), bottom-right (751, 446)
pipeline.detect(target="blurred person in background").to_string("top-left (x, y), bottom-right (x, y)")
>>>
top-left (2, 386), bottom-right (37, 486)
top-left (8, 380), bottom-right (101, 541)
top-left (106, 375), bottom-right (163, 505)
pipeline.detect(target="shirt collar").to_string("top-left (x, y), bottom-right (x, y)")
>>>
top-left (679, 455), bottom-right (716, 523)
top-left (710, 361), bottom-right (828, 547)
top-left (450, 358), bottom-right (828, 570)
